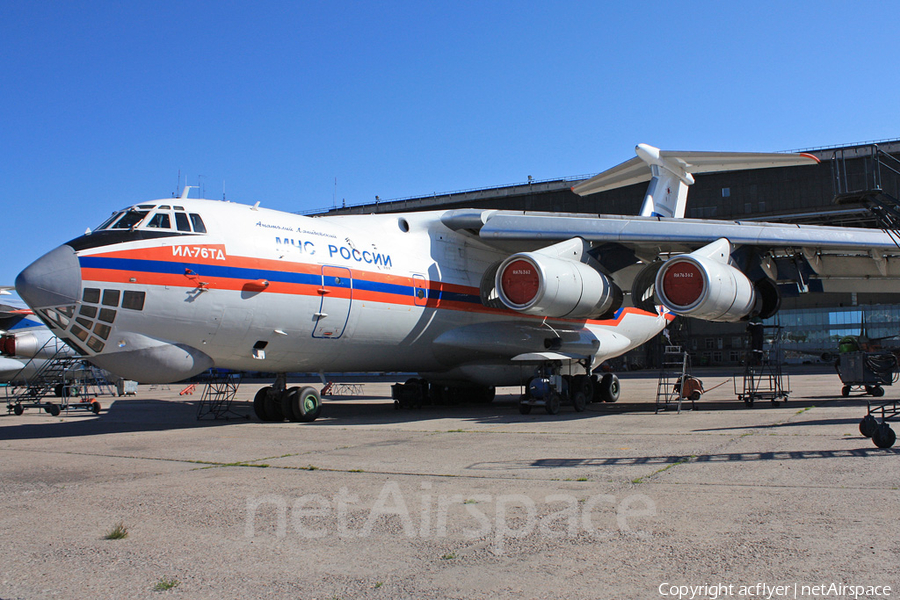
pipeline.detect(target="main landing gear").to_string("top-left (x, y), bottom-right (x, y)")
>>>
top-left (518, 364), bottom-right (619, 415)
top-left (391, 379), bottom-right (496, 409)
top-left (253, 374), bottom-right (323, 423)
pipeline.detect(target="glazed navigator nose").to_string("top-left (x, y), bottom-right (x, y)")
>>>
top-left (15, 245), bottom-right (82, 309)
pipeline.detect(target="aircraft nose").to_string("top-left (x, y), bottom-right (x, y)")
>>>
top-left (16, 245), bottom-right (82, 309)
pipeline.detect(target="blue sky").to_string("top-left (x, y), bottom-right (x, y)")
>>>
top-left (2, 1), bottom-right (899, 285)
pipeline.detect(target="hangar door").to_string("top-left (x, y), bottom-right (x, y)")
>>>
top-left (312, 266), bottom-right (352, 339)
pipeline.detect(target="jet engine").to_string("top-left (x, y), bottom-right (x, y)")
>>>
top-left (655, 238), bottom-right (779, 322)
top-left (0, 334), bottom-right (15, 357)
top-left (492, 239), bottom-right (622, 320)
top-left (0, 331), bottom-right (75, 359)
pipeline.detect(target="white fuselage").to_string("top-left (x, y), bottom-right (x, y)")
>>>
top-left (17, 199), bottom-right (670, 385)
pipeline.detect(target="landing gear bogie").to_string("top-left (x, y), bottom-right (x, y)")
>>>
top-left (254, 380), bottom-right (324, 423)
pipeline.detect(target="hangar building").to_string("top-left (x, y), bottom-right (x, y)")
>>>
top-left (316, 140), bottom-right (900, 368)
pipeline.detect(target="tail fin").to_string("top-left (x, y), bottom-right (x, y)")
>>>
top-left (572, 144), bottom-right (819, 218)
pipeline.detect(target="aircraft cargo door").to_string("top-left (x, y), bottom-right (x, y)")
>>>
top-left (313, 266), bottom-right (352, 339)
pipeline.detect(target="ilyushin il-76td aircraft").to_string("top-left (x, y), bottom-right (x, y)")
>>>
top-left (16, 144), bottom-right (900, 422)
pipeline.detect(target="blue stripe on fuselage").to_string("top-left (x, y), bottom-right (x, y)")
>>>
top-left (77, 256), bottom-right (482, 304)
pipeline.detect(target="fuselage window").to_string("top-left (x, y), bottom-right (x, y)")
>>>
top-left (83, 288), bottom-right (101, 304)
top-left (146, 212), bottom-right (172, 229)
top-left (102, 289), bottom-right (120, 307)
top-left (175, 212), bottom-right (191, 232)
top-left (122, 291), bottom-right (146, 311)
top-left (111, 210), bottom-right (149, 229)
top-left (93, 322), bottom-right (111, 340)
top-left (189, 214), bottom-right (207, 233)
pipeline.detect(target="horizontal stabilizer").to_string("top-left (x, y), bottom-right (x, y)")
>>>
top-left (572, 145), bottom-right (819, 197)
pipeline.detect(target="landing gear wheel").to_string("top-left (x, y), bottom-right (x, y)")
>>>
top-left (264, 392), bottom-right (284, 422)
top-left (841, 385), bottom-right (851, 397)
top-left (872, 423), bottom-right (896, 448)
top-left (545, 393), bottom-right (561, 415)
top-left (47, 404), bottom-right (60, 417)
top-left (572, 391), bottom-right (587, 412)
top-left (90, 401), bottom-right (102, 414)
top-left (13, 404), bottom-right (23, 416)
top-left (599, 373), bottom-right (620, 403)
top-left (297, 386), bottom-right (322, 422)
top-left (573, 375), bottom-right (594, 404)
top-left (253, 387), bottom-right (276, 421)
top-left (471, 386), bottom-right (496, 404)
top-left (518, 403), bottom-right (532, 415)
top-left (872, 386), bottom-right (885, 397)
top-left (859, 414), bottom-right (878, 438)
top-left (284, 387), bottom-right (302, 422)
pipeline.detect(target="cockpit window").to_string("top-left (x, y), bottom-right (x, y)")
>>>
top-left (146, 212), bottom-right (172, 229)
top-left (189, 214), bottom-right (207, 233)
top-left (111, 209), bottom-right (149, 229)
top-left (175, 212), bottom-right (191, 232)
top-left (96, 212), bottom-right (122, 230)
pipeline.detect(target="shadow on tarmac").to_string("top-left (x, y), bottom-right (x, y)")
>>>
top-left (466, 446), bottom-right (900, 472)
top-left (0, 390), bottom-right (883, 440)
top-left (0, 398), bottom-right (250, 441)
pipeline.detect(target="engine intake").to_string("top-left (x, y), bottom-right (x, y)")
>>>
top-left (494, 249), bottom-right (622, 320)
top-left (655, 238), bottom-right (778, 322)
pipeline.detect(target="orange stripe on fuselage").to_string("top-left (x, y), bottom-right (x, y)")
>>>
top-left (79, 247), bottom-right (667, 327)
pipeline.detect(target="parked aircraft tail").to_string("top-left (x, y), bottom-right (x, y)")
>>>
top-left (572, 144), bottom-right (819, 218)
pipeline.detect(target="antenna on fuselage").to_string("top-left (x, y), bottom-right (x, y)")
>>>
top-left (180, 185), bottom-right (197, 200)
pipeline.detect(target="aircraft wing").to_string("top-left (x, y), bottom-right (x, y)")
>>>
top-left (473, 211), bottom-right (900, 251)
top-left (442, 209), bottom-right (900, 292)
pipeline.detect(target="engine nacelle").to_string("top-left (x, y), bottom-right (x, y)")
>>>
top-left (1, 331), bottom-right (69, 359)
top-left (0, 335), bottom-right (15, 357)
top-left (494, 252), bottom-right (622, 319)
top-left (655, 239), bottom-right (765, 322)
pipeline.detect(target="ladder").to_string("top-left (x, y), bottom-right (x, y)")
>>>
top-left (655, 346), bottom-right (696, 413)
top-left (5, 339), bottom-right (80, 415)
top-left (5, 337), bottom-right (117, 415)
top-left (196, 370), bottom-right (248, 420)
